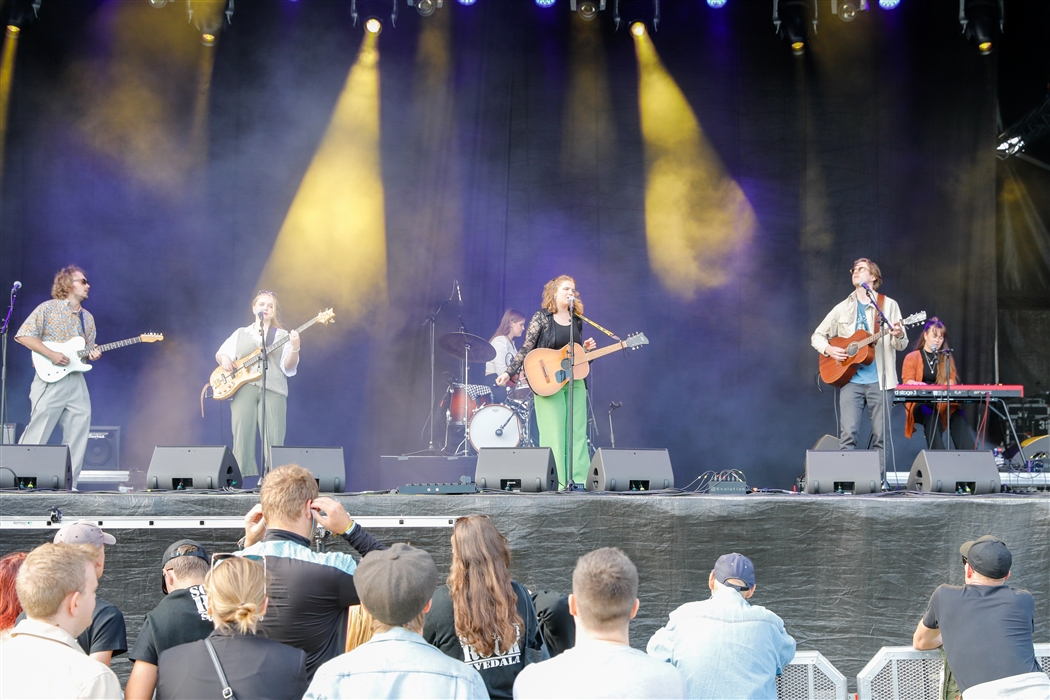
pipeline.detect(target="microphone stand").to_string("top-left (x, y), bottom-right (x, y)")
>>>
top-left (608, 402), bottom-right (622, 448)
top-left (562, 298), bottom-right (577, 490)
top-left (0, 284), bottom-right (18, 440)
top-left (258, 312), bottom-right (270, 480)
top-left (410, 285), bottom-right (455, 456)
top-left (940, 348), bottom-right (954, 450)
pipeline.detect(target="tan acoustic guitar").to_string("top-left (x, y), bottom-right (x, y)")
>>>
top-left (523, 333), bottom-right (649, 397)
top-left (208, 308), bottom-right (335, 400)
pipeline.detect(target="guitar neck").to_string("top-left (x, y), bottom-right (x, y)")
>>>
top-left (859, 325), bottom-right (891, 349)
top-left (574, 341), bottom-right (626, 366)
top-left (77, 337), bottom-right (141, 358)
top-left (246, 318), bottom-right (319, 366)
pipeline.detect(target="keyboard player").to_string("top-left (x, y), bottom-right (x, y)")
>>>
top-left (901, 317), bottom-right (975, 450)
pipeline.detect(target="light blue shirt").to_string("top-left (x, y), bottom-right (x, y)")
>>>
top-left (647, 587), bottom-right (796, 700)
top-left (851, 300), bottom-right (880, 385)
top-left (304, 626), bottom-right (490, 700)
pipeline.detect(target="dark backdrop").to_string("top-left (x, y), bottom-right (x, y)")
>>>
top-left (1, 0), bottom-right (1044, 490)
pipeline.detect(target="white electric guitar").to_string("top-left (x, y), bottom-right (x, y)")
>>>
top-left (32, 333), bottom-right (164, 383)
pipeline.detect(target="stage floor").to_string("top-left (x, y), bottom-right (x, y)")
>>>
top-left (2, 490), bottom-right (1048, 691)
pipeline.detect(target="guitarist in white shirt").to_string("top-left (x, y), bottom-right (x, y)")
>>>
top-left (14, 265), bottom-right (101, 489)
top-left (811, 258), bottom-right (907, 484)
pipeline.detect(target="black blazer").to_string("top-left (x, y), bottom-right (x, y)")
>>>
top-left (157, 630), bottom-right (308, 700)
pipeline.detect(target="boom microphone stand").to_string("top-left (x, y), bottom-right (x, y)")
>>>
top-left (1, 282), bottom-right (21, 439)
top-left (258, 312), bottom-right (270, 479)
top-left (561, 295), bottom-right (578, 490)
top-left (411, 283), bottom-right (457, 455)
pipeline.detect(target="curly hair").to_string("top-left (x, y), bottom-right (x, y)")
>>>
top-left (51, 266), bottom-right (85, 300)
top-left (447, 516), bottom-right (524, 658)
top-left (0, 551), bottom-right (28, 631)
top-left (540, 275), bottom-right (584, 315)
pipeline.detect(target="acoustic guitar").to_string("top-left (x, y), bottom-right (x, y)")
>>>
top-left (208, 308), bottom-right (335, 400)
top-left (32, 333), bottom-right (164, 383)
top-left (819, 311), bottom-right (926, 387)
top-left (523, 333), bottom-right (648, 397)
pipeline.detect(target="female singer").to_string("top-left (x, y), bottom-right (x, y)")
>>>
top-left (215, 291), bottom-right (300, 476)
top-left (497, 276), bottom-right (596, 487)
top-left (485, 309), bottom-right (527, 403)
top-left (901, 317), bottom-right (974, 450)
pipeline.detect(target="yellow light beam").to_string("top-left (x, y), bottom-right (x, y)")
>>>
top-left (0, 27), bottom-right (19, 173)
top-left (635, 32), bottom-right (756, 299)
top-left (258, 34), bottom-right (387, 333)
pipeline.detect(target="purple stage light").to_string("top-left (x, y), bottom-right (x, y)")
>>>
top-left (458, 0), bottom-right (476, 5)
top-left (536, 0), bottom-right (556, 6)
top-left (707, 0), bottom-right (728, 8)
top-left (878, 0), bottom-right (899, 8)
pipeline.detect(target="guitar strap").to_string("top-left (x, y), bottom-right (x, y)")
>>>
top-left (873, 294), bottom-right (884, 335)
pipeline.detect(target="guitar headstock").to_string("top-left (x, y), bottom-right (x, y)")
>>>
top-left (903, 311), bottom-right (927, 327)
top-left (139, 333), bottom-right (164, 343)
top-left (317, 308), bottom-right (336, 326)
top-left (625, 332), bottom-right (649, 349)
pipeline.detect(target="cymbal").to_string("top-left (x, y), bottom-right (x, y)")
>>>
top-left (438, 332), bottom-right (496, 363)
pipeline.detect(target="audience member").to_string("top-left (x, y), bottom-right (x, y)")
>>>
top-left (513, 547), bottom-right (685, 699)
top-left (0, 542), bottom-right (121, 699)
top-left (52, 521), bottom-right (128, 667)
top-left (0, 550), bottom-right (28, 641)
top-left (240, 463), bottom-right (387, 678)
top-left (344, 605), bottom-right (374, 653)
top-left (125, 539), bottom-right (215, 700)
top-left (424, 515), bottom-right (546, 699)
top-left (913, 536), bottom-right (1045, 697)
top-left (530, 590), bottom-right (574, 658)
top-left (157, 554), bottom-right (309, 700)
top-left (305, 543), bottom-right (489, 700)
top-left (647, 552), bottom-right (797, 699)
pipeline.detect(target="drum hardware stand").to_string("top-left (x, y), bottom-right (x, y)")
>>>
top-left (608, 401), bottom-right (622, 448)
top-left (258, 312), bottom-right (271, 479)
top-left (408, 283), bottom-right (457, 456)
top-left (0, 281), bottom-right (19, 437)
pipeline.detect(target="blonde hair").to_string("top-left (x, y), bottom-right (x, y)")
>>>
top-left (206, 557), bottom-right (268, 635)
top-left (541, 275), bottom-right (584, 315)
top-left (252, 291), bottom-right (284, 329)
top-left (260, 464), bottom-right (318, 524)
top-left (15, 543), bottom-right (98, 619)
top-left (51, 266), bottom-right (85, 300)
top-left (345, 605), bottom-right (375, 652)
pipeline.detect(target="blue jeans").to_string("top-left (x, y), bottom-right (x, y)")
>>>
top-left (839, 382), bottom-right (889, 479)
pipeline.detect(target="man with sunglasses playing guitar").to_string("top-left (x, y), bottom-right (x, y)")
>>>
top-left (14, 265), bottom-right (102, 489)
top-left (812, 258), bottom-right (907, 483)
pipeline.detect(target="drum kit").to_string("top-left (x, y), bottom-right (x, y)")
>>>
top-left (437, 331), bottom-right (535, 454)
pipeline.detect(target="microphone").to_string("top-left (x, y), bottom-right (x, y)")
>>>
top-left (11, 281), bottom-right (21, 293)
top-left (455, 280), bottom-right (462, 306)
top-left (860, 281), bottom-right (873, 294)
top-left (567, 294), bottom-right (575, 308)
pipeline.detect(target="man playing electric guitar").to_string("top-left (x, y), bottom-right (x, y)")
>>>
top-left (14, 265), bottom-right (102, 489)
top-left (811, 258), bottom-right (907, 483)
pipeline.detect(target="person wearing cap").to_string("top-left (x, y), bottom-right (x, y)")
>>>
top-left (240, 463), bottom-right (387, 679)
top-left (48, 521), bottom-right (128, 668)
top-left (514, 548), bottom-right (686, 700)
top-left (125, 540), bottom-right (214, 700)
top-left (913, 536), bottom-right (1045, 697)
top-left (304, 543), bottom-right (489, 700)
top-left (0, 542), bottom-right (122, 699)
top-left (646, 552), bottom-right (796, 700)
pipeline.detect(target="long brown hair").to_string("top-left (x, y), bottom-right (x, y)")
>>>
top-left (540, 275), bottom-right (584, 315)
top-left (490, 309), bottom-right (526, 344)
top-left (913, 317), bottom-right (953, 384)
top-left (447, 516), bottom-right (523, 658)
top-left (0, 551), bottom-right (28, 631)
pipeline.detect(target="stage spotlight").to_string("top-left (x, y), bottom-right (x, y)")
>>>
top-left (149, 0), bottom-right (169, 7)
top-left (407, 0), bottom-right (441, 16)
top-left (960, 0), bottom-right (1002, 55)
top-left (571, 0), bottom-right (604, 21)
top-left (201, 32), bottom-right (216, 45)
top-left (706, 0), bottom-right (727, 8)
top-left (365, 17), bottom-right (382, 33)
top-left (630, 21), bottom-right (645, 36)
top-left (774, 0), bottom-right (815, 55)
top-left (878, 0), bottom-right (899, 8)
top-left (5, 25), bottom-right (19, 37)
top-left (831, 0), bottom-right (867, 22)
top-left (188, 0), bottom-right (233, 36)
top-left (536, 0), bottom-right (556, 6)
top-left (4, 0), bottom-right (41, 32)
top-left (352, 0), bottom-right (397, 30)
top-left (614, 0), bottom-right (660, 33)
top-left (457, 0), bottom-right (476, 5)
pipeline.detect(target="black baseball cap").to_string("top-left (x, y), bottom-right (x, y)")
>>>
top-left (161, 539), bottom-right (210, 593)
top-left (960, 535), bottom-right (1012, 579)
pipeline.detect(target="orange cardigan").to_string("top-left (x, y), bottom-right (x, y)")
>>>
top-left (901, 350), bottom-right (959, 439)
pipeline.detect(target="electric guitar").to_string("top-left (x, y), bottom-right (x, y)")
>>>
top-left (208, 308), bottom-right (335, 400)
top-left (819, 311), bottom-right (926, 388)
top-left (32, 333), bottom-right (164, 383)
top-left (523, 333), bottom-right (649, 397)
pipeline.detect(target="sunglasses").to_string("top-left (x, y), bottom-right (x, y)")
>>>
top-left (211, 553), bottom-right (267, 595)
top-left (74, 278), bottom-right (89, 285)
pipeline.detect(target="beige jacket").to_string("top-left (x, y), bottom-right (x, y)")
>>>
top-left (0, 618), bottom-right (122, 699)
top-left (811, 291), bottom-right (908, 390)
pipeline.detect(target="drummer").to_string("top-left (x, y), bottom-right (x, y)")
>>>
top-left (485, 309), bottom-right (527, 404)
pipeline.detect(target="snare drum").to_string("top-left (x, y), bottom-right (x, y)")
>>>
top-left (468, 404), bottom-right (523, 451)
top-left (445, 384), bottom-right (492, 425)
top-left (506, 376), bottom-right (533, 402)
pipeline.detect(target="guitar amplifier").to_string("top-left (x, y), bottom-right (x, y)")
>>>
top-left (85, 427), bottom-right (120, 469)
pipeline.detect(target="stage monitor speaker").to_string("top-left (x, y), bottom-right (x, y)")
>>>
top-left (587, 448), bottom-right (674, 492)
top-left (812, 434), bottom-right (840, 451)
top-left (475, 447), bottom-right (557, 492)
top-left (146, 446), bottom-right (242, 491)
top-left (85, 426), bottom-right (120, 469)
top-left (907, 450), bottom-right (1000, 494)
top-left (804, 450), bottom-right (880, 494)
top-left (270, 446), bottom-right (345, 493)
top-left (0, 444), bottom-right (72, 490)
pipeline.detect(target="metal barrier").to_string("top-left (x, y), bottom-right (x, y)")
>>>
top-left (777, 651), bottom-right (848, 700)
top-left (857, 644), bottom-right (1050, 700)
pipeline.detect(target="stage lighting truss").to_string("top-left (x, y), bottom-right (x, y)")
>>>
top-left (997, 98), bottom-right (1050, 161)
top-left (773, 0), bottom-right (817, 55)
top-left (407, 0), bottom-right (442, 17)
top-left (571, 0), bottom-right (605, 21)
top-left (352, 0), bottom-right (398, 30)
top-left (959, 0), bottom-right (1003, 55)
top-left (614, 0), bottom-right (659, 33)
top-left (830, 0), bottom-right (867, 22)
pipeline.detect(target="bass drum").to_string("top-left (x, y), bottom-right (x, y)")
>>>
top-left (468, 404), bottom-right (523, 452)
